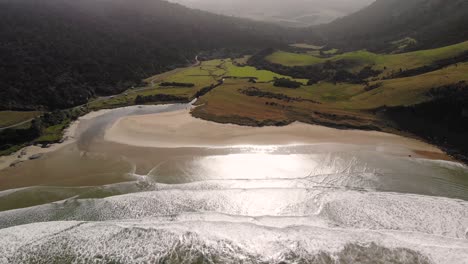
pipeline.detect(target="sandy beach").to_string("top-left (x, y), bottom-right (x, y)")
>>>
top-left (104, 109), bottom-right (447, 159)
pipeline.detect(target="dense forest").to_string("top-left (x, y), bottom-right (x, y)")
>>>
top-left (0, 0), bottom-right (287, 110)
top-left (311, 0), bottom-right (468, 52)
top-left (384, 82), bottom-right (468, 163)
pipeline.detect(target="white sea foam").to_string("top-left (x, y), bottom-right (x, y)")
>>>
top-left (1, 170), bottom-right (467, 263)
top-left (1, 184), bottom-right (467, 238)
top-left (0, 217), bottom-right (467, 264)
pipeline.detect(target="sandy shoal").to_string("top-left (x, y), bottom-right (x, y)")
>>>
top-left (104, 109), bottom-right (446, 159)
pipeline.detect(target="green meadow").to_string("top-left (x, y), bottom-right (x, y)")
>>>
top-left (0, 111), bottom-right (41, 128)
top-left (266, 51), bottom-right (324, 67)
top-left (113, 45), bottom-right (468, 120)
top-left (266, 41), bottom-right (468, 74)
top-left (289, 43), bottom-right (322, 50)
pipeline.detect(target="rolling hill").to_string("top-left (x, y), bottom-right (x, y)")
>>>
top-left (312, 0), bottom-right (468, 52)
top-left (265, 41), bottom-right (468, 73)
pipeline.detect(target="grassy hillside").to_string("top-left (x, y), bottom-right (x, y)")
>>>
top-left (347, 63), bottom-right (468, 109)
top-left (0, 111), bottom-right (40, 129)
top-left (188, 59), bottom-right (467, 119)
top-left (265, 41), bottom-right (468, 75)
top-left (225, 61), bottom-right (307, 83)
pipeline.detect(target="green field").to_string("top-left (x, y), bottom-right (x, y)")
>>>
top-left (266, 41), bottom-right (468, 74)
top-left (92, 48), bottom-right (468, 125)
top-left (0, 111), bottom-right (41, 128)
top-left (266, 49), bottom-right (381, 70)
top-left (88, 61), bottom-right (229, 110)
top-left (265, 51), bottom-right (324, 67)
top-left (146, 59), bottom-right (308, 85)
top-left (225, 60), bottom-right (308, 83)
top-left (289, 43), bottom-right (322, 50)
top-left (228, 62), bottom-right (467, 111)
top-left (324, 48), bottom-right (339, 55)
top-left (346, 63), bottom-right (468, 109)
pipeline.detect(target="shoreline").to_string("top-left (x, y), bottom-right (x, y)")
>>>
top-left (104, 108), bottom-right (448, 160)
top-left (0, 104), bottom-right (455, 172)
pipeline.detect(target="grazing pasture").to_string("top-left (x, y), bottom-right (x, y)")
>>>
top-left (0, 111), bottom-right (41, 129)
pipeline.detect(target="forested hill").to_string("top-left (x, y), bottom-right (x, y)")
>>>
top-left (311, 0), bottom-right (468, 52)
top-left (0, 0), bottom-right (286, 110)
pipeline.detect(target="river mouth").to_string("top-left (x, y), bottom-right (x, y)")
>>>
top-left (0, 102), bottom-right (467, 263)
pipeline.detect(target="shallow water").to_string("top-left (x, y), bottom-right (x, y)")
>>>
top-left (0, 102), bottom-right (467, 263)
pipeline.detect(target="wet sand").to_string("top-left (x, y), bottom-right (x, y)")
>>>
top-left (105, 109), bottom-right (446, 159)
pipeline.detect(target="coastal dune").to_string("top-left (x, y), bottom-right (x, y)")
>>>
top-left (104, 109), bottom-right (445, 158)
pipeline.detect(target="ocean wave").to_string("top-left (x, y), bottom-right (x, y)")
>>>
top-left (1, 219), bottom-right (467, 264)
top-left (1, 187), bottom-right (466, 239)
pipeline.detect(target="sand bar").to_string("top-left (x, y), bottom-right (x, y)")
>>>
top-left (104, 109), bottom-right (446, 159)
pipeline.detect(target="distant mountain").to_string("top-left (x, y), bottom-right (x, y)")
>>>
top-left (167, 0), bottom-right (374, 27)
top-left (313, 0), bottom-right (468, 52)
top-left (0, 0), bottom-right (286, 110)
